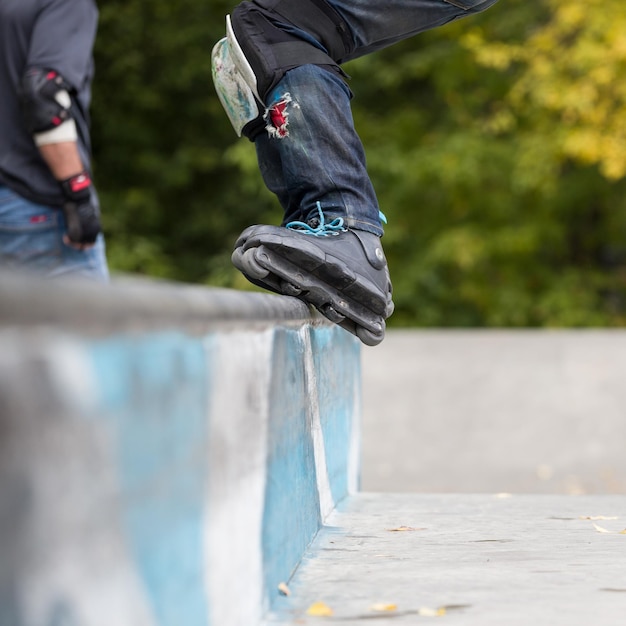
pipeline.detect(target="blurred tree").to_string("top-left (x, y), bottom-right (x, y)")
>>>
top-left (92, 0), bottom-right (277, 285)
top-left (465, 0), bottom-right (626, 179)
top-left (348, 0), bottom-right (626, 326)
top-left (91, 0), bottom-right (625, 327)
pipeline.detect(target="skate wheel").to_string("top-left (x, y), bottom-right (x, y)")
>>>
top-left (356, 324), bottom-right (384, 347)
top-left (321, 304), bottom-right (345, 324)
top-left (280, 280), bottom-right (302, 296)
top-left (240, 248), bottom-right (269, 279)
top-left (231, 247), bottom-right (244, 267)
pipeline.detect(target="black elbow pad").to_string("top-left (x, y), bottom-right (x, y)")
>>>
top-left (18, 68), bottom-right (74, 134)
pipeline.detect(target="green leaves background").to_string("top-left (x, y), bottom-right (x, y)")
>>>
top-left (91, 0), bottom-right (626, 327)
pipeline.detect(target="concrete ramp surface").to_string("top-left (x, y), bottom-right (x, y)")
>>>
top-left (267, 493), bottom-right (626, 625)
top-left (362, 330), bottom-right (626, 495)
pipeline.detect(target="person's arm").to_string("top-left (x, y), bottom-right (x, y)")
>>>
top-left (37, 138), bottom-right (99, 249)
top-left (38, 140), bottom-right (84, 181)
top-left (19, 68), bottom-right (100, 248)
top-left (21, 1), bottom-right (101, 248)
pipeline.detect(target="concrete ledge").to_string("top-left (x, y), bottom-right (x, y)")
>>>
top-left (362, 329), bottom-right (626, 494)
top-left (0, 270), bottom-right (319, 334)
top-left (0, 271), bottom-right (361, 626)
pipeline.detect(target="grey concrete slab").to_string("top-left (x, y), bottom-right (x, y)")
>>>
top-left (267, 493), bottom-right (626, 625)
top-left (361, 330), bottom-right (626, 494)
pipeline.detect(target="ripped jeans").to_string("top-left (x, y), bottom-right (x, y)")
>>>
top-left (253, 0), bottom-right (500, 236)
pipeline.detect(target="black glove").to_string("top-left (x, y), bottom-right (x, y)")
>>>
top-left (60, 171), bottom-right (101, 245)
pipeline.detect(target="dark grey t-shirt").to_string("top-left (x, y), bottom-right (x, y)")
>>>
top-left (0, 0), bottom-right (98, 207)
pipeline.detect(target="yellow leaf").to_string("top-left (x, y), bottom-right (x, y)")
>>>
top-left (593, 523), bottom-right (612, 534)
top-left (370, 603), bottom-right (398, 612)
top-left (306, 602), bottom-right (333, 617)
top-left (593, 523), bottom-right (626, 535)
top-left (417, 606), bottom-right (447, 617)
top-left (386, 526), bottom-right (424, 532)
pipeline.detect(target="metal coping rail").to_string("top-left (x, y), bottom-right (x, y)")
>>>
top-left (0, 270), bottom-right (323, 334)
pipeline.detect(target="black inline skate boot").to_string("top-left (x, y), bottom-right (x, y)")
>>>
top-left (232, 205), bottom-right (394, 346)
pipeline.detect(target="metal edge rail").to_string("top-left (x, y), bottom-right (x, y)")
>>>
top-left (0, 270), bottom-right (324, 334)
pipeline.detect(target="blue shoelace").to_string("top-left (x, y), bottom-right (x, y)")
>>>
top-left (286, 202), bottom-right (388, 237)
top-left (286, 202), bottom-right (346, 236)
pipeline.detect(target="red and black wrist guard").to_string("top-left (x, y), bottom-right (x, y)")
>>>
top-left (59, 171), bottom-right (101, 245)
top-left (60, 171), bottom-right (92, 202)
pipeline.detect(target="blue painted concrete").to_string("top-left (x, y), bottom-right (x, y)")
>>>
top-left (262, 328), bottom-right (322, 610)
top-left (311, 327), bottom-right (361, 504)
top-left (0, 271), bottom-right (361, 626)
top-left (90, 333), bottom-right (212, 626)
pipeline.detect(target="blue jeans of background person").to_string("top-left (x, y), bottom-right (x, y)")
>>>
top-left (0, 184), bottom-right (109, 282)
top-left (254, 0), bottom-right (500, 236)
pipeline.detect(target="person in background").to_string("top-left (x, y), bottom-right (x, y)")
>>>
top-left (0, 0), bottom-right (108, 281)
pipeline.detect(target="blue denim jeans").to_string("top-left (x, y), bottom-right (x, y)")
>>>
top-left (0, 184), bottom-right (109, 282)
top-left (254, 0), bottom-right (500, 236)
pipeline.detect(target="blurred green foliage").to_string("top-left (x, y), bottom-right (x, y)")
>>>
top-left (91, 0), bottom-right (626, 327)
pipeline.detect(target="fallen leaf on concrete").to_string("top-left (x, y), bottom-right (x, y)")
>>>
top-left (278, 582), bottom-right (291, 596)
top-left (580, 516), bottom-right (619, 521)
top-left (306, 601), bottom-right (333, 617)
top-left (386, 526), bottom-right (425, 532)
top-left (593, 524), bottom-right (612, 534)
top-left (592, 523), bottom-right (626, 535)
top-left (370, 603), bottom-right (397, 612)
top-left (417, 606), bottom-right (447, 617)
